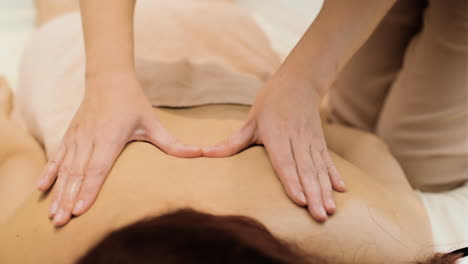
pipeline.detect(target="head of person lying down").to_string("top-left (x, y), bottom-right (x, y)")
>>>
top-left (77, 209), bottom-right (462, 264)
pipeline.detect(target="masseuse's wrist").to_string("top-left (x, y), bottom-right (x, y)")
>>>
top-left (85, 52), bottom-right (136, 80)
top-left (271, 65), bottom-right (327, 108)
top-left (278, 51), bottom-right (335, 97)
top-left (85, 62), bottom-right (135, 77)
top-left (84, 68), bottom-right (140, 92)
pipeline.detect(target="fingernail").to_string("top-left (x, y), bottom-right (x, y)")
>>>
top-left (54, 209), bottom-right (65, 224)
top-left (339, 180), bottom-right (347, 191)
top-left (319, 206), bottom-right (327, 219)
top-left (49, 201), bottom-right (58, 217)
top-left (73, 200), bottom-right (84, 215)
top-left (326, 199), bottom-right (336, 211)
top-left (299, 192), bottom-right (307, 204)
top-left (37, 166), bottom-right (51, 189)
top-left (36, 178), bottom-right (45, 189)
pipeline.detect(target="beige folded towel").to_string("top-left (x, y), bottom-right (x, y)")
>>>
top-left (14, 0), bottom-right (280, 157)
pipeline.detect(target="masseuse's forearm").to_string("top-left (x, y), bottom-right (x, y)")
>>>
top-left (278, 0), bottom-right (396, 96)
top-left (80, 0), bottom-right (136, 79)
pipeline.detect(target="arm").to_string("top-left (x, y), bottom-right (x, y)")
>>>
top-left (36, 0), bottom-right (201, 227)
top-left (80, 0), bottom-right (136, 78)
top-left (203, 0), bottom-right (396, 222)
top-left (278, 0), bottom-right (396, 95)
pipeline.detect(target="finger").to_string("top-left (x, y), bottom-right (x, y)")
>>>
top-left (263, 135), bottom-right (307, 206)
top-left (311, 148), bottom-right (335, 215)
top-left (53, 142), bottom-right (93, 227)
top-left (37, 142), bottom-right (66, 191)
top-left (72, 140), bottom-right (125, 216)
top-left (291, 140), bottom-right (327, 222)
top-left (49, 142), bottom-right (76, 218)
top-left (144, 121), bottom-right (201, 158)
top-left (323, 150), bottom-right (346, 192)
top-left (202, 122), bottom-right (255, 157)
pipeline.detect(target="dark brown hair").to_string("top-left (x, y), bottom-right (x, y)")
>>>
top-left (416, 252), bottom-right (465, 264)
top-left (76, 209), bottom-right (320, 264)
top-left (76, 208), bottom-right (464, 264)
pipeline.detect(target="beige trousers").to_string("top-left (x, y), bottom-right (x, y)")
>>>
top-left (328, 0), bottom-right (468, 191)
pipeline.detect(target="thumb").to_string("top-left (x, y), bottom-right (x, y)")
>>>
top-left (142, 120), bottom-right (202, 158)
top-left (203, 121), bottom-right (256, 157)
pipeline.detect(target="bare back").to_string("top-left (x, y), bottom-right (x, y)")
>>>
top-left (0, 105), bottom-right (433, 264)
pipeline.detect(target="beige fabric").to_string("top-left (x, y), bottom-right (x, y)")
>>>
top-left (328, 0), bottom-right (468, 192)
top-left (14, 0), bottom-right (280, 158)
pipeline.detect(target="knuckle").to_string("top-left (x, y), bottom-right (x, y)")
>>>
top-left (77, 185), bottom-right (92, 197)
top-left (298, 165), bottom-right (316, 177)
top-left (48, 159), bottom-right (59, 168)
top-left (315, 163), bottom-right (327, 174)
top-left (278, 160), bottom-right (296, 173)
top-left (85, 167), bottom-right (106, 178)
top-left (307, 188), bottom-right (322, 200)
top-left (303, 162), bottom-right (318, 174)
top-left (320, 181), bottom-right (333, 192)
top-left (311, 142), bottom-right (326, 153)
top-left (285, 180), bottom-right (300, 190)
top-left (326, 160), bottom-right (337, 170)
top-left (278, 172), bottom-right (299, 187)
top-left (323, 191), bottom-right (333, 200)
top-left (83, 187), bottom-right (98, 197)
top-left (69, 171), bottom-right (84, 181)
top-left (297, 125), bottom-right (310, 138)
top-left (319, 177), bottom-right (332, 190)
top-left (58, 166), bottom-right (71, 176)
top-left (66, 139), bottom-right (77, 150)
top-left (80, 185), bottom-right (99, 199)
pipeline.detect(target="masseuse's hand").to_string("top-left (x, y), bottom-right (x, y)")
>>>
top-left (37, 73), bottom-right (201, 226)
top-left (203, 76), bottom-right (346, 222)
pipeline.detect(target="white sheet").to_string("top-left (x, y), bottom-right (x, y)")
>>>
top-left (0, 0), bottom-right (35, 91)
top-left (1, 0), bottom-right (467, 254)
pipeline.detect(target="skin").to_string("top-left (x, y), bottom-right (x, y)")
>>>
top-left (0, 78), bottom-right (46, 222)
top-left (36, 0), bottom-right (398, 225)
top-left (0, 101), bottom-right (434, 263)
top-left (37, 0), bottom-right (202, 227)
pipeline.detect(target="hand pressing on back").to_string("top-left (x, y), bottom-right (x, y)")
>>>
top-left (37, 73), bottom-right (201, 227)
top-left (203, 75), bottom-right (346, 222)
